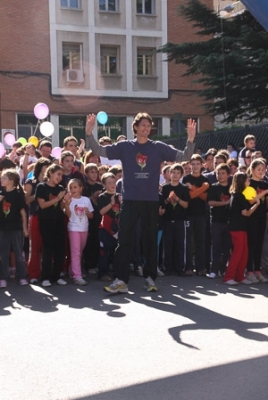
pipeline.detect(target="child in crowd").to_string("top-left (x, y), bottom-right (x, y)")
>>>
top-left (36, 164), bottom-right (67, 287)
top-left (97, 173), bottom-right (121, 281)
top-left (63, 136), bottom-right (84, 174)
top-left (64, 179), bottom-right (94, 285)
top-left (162, 163), bottom-right (189, 276)
top-left (223, 172), bottom-right (260, 285)
top-left (0, 169), bottom-right (28, 288)
top-left (83, 163), bottom-right (103, 274)
top-left (108, 165), bottom-right (123, 181)
top-left (207, 163), bottom-right (231, 278)
top-left (98, 165), bottom-right (109, 181)
top-left (24, 157), bottom-right (52, 283)
top-left (182, 154), bottom-right (210, 276)
top-left (246, 158), bottom-right (268, 283)
top-left (181, 161), bottom-right (191, 176)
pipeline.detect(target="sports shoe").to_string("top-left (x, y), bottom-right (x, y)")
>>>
top-left (255, 272), bottom-right (268, 283)
top-left (103, 278), bottom-right (128, 294)
top-left (74, 277), bottom-right (87, 286)
top-left (42, 280), bottom-right (51, 287)
top-left (246, 273), bottom-right (259, 283)
top-left (207, 272), bottom-right (216, 279)
top-left (157, 267), bottom-right (165, 277)
top-left (30, 278), bottom-right (38, 284)
top-left (0, 280), bottom-right (7, 288)
top-left (144, 276), bottom-right (158, 292)
top-left (240, 278), bottom-right (252, 285)
top-left (88, 268), bottom-right (98, 275)
top-left (57, 278), bottom-right (67, 286)
top-left (19, 279), bottom-right (28, 286)
top-left (223, 279), bottom-right (238, 286)
top-left (135, 266), bottom-right (143, 277)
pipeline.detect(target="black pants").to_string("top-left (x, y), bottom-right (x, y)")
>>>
top-left (211, 222), bottom-right (231, 275)
top-left (163, 220), bottom-right (185, 273)
top-left (185, 215), bottom-right (206, 273)
top-left (247, 217), bottom-right (266, 272)
top-left (39, 218), bottom-right (66, 282)
top-left (113, 200), bottom-right (159, 283)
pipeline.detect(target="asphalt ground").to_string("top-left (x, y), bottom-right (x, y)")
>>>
top-left (1, 273), bottom-right (268, 400)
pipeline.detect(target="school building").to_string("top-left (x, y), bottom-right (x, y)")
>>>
top-left (0, 0), bottom-right (215, 148)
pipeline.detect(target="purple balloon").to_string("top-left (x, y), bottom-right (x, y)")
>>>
top-left (0, 142), bottom-right (6, 158)
top-left (51, 147), bottom-right (62, 159)
top-left (34, 103), bottom-right (49, 120)
top-left (4, 133), bottom-right (16, 147)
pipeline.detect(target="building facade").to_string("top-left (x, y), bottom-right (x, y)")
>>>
top-left (0, 0), bottom-right (214, 148)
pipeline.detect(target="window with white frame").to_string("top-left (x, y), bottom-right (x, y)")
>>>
top-left (61, 0), bottom-right (81, 9)
top-left (136, 0), bottom-right (155, 15)
top-left (62, 42), bottom-right (83, 70)
top-left (137, 48), bottom-right (154, 76)
top-left (99, 0), bottom-right (118, 12)
top-left (101, 46), bottom-right (119, 75)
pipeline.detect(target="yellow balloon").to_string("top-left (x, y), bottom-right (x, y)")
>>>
top-left (243, 186), bottom-right (257, 200)
top-left (28, 136), bottom-right (39, 147)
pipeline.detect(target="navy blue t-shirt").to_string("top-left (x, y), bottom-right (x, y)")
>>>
top-left (105, 140), bottom-right (177, 201)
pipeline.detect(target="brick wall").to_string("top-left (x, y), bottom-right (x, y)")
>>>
top-left (0, 0), bottom-right (214, 134)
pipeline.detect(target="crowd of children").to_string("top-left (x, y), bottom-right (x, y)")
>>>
top-left (0, 131), bottom-right (268, 289)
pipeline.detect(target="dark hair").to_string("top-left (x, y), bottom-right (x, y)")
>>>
top-left (101, 172), bottom-right (116, 184)
top-left (204, 148), bottom-right (217, 159)
top-left (44, 164), bottom-right (64, 180)
top-left (108, 165), bottom-right (122, 175)
top-left (68, 178), bottom-right (83, 189)
top-left (0, 158), bottom-right (16, 172)
top-left (84, 150), bottom-right (101, 165)
top-left (1, 168), bottom-right (24, 194)
top-left (39, 140), bottom-right (52, 149)
top-left (230, 172), bottom-right (248, 194)
top-left (60, 151), bottom-right (74, 162)
top-left (84, 163), bottom-right (98, 174)
top-left (227, 158), bottom-right (238, 168)
top-left (190, 154), bottom-right (203, 163)
top-left (132, 112), bottom-right (153, 134)
top-left (169, 163), bottom-right (184, 175)
top-left (215, 163), bottom-right (230, 174)
top-left (63, 136), bottom-right (78, 146)
top-left (33, 157), bottom-right (52, 180)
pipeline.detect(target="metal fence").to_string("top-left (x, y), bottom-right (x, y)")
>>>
top-left (161, 124), bottom-right (268, 159)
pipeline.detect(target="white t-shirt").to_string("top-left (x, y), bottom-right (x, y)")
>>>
top-left (67, 196), bottom-right (94, 232)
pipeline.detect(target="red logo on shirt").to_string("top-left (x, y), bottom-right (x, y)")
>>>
top-left (2, 200), bottom-right (11, 217)
top-left (136, 153), bottom-right (147, 171)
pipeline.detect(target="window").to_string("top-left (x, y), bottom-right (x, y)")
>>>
top-left (136, 0), bottom-right (155, 14)
top-left (61, 0), bottom-right (81, 9)
top-left (100, 46), bottom-right (119, 75)
top-left (99, 0), bottom-right (118, 12)
top-left (62, 42), bottom-right (82, 70)
top-left (137, 48), bottom-right (154, 76)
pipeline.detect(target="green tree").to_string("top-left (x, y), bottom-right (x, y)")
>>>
top-left (159, 0), bottom-right (268, 123)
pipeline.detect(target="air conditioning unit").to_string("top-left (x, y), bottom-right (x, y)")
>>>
top-left (66, 69), bottom-right (84, 83)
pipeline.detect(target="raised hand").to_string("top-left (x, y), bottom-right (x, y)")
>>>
top-left (187, 119), bottom-right (196, 143)
top-left (86, 114), bottom-right (96, 136)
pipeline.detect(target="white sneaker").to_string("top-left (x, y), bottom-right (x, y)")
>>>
top-left (223, 279), bottom-right (238, 286)
top-left (144, 276), bottom-right (158, 292)
top-left (74, 277), bottom-right (87, 286)
top-left (19, 279), bottom-right (28, 286)
top-left (157, 267), bottom-right (165, 277)
top-left (30, 278), bottom-right (38, 284)
top-left (104, 278), bottom-right (128, 294)
top-left (246, 273), bottom-right (259, 283)
top-left (42, 280), bottom-right (51, 287)
top-left (135, 266), bottom-right (143, 277)
top-left (207, 272), bottom-right (216, 279)
top-left (240, 278), bottom-right (252, 285)
top-left (57, 278), bottom-right (67, 286)
top-left (255, 272), bottom-right (268, 283)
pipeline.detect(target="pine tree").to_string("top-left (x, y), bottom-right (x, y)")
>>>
top-left (159, 0), bottom-right (268, 123)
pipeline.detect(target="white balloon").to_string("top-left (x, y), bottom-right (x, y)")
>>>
top-left (40, 121), bottom-right (54, 137)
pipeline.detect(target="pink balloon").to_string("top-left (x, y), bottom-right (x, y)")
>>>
top-left (0, 142), bottom-right (6, 158)
top-left (33, 103), bottom-right (49, 120)
top-left (51, 147), bottom-right (62, 159)
top-left (4, 133), bottom-right (16, 146)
